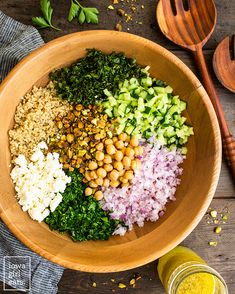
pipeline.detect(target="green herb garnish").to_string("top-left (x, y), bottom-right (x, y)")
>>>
top-left (68, 0), bottom-right (99, 24)
top-left (32, 0), bottom-right (60, 31)
top-left (45, 170), bottom-right (120, 241)
top-left (50, 49), bottom-right (147, 106)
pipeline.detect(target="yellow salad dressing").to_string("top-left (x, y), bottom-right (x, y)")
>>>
top-left (176, 272), bottom-right (215, 294)
top-left (157, 246), bottom-right (215, 294)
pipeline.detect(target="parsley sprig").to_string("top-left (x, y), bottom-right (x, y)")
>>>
top-left (68, 0), bottom-right (99, 24)
top-left (32, 0), bottom-right (99, 30)
top-left (32, 0), bottom-right (61, 31)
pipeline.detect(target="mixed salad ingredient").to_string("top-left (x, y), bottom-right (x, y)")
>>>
top-left (9, 82), bottom-right (71, 161)
top-left (45, 169), bottom-right (120, 241)
top-left (9, 49), bottom-right (193, 241)
top-left (50, 49), bottom-right (146, 106)
top-left (101, 139), bottom-right (184, 235)
top-left (10, 142), bottom-right (71, 222)
top-left (101, 76), bottom-right (193, 151)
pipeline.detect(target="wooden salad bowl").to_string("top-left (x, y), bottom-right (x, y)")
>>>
top-left (0, 31), bottom-right (221, 272)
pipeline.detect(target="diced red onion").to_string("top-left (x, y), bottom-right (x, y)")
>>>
top-left (101, 139), bottom-right (185, 235)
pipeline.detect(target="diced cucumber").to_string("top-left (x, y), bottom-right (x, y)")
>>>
top-left (101, 69), bottom-right (193, 150)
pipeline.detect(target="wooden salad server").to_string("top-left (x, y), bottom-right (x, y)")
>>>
top-left (213, 35), bottom-right (235, 93)
top-left (156, 0), bottom-right (235, 180)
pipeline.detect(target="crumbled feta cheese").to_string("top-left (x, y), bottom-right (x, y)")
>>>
top-left (11, 142), bottom-right (71, 222)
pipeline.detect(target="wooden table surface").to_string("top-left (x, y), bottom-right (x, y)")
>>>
top-left (0, 0), bottom-right (234, 293)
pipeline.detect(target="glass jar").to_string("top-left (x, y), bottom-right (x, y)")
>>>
top-left (157, 246), bottom-right (228, 294)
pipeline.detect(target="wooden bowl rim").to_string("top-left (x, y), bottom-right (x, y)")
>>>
top-left (0, 30), bottom-right (221, 272)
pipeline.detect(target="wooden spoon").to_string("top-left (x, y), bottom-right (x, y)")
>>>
top-left (156, 0), bottom-right (235, 180)
top-left (213, 35), bottom-right (235, 93)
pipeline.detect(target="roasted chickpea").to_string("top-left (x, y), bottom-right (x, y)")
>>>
top-left (97, 167), bottom-right (107, 178)
top-left (104, 154), bottom-right (112, 164)
top-left (114, 161), bottom-right (123, 171)
top-left (89, 180), bottom-right (98, 188)
top-left (104, 138), bottom-right (113, 145)
top-left (118, 133), bottom-right (127, 141)
top-left (90, 170), bottom-right (98, 179)
top-left (109, 169), bottom-right (120, 181)
top-left (125, 147), bottom-right (135, 157)
top-left (134, 159), bottom-right (141, 170)
top-left (120, 176), bottom-right (128, 184)
top-left (119, 169), bottom-right (125, 176)
top-left (115, 140), bottom-right (124, 150)
top-left (94, 191), bottom-right (103, 201)
top-left (130, 136), bottom-right (139, 147)
top-left (104, 164), bottom-right (113, 172)
top-left (112, 136), bottom-right (118, 143)
top-left (121, 147), bottom-right (126, 154)
top-left (122, 156), bottom-right (131, 168)
top-left (98, 161), bottom-right (104, 167)
top-left (114, 150), bottom-right (124, 161)
top-left (85, 171), bottom-right (91, 181)
top-left (134, 146), bottom-right (144, 156)
top-left (106, 144), bottom-right (116, 155)
top-left (95, 177), bottom-right (103, 186)
top-left (125, 135), bottom-right (130, 143)
top-left (110, 180), bottom-right (120, 188)
top-left (131, 159), bottom-right (139, 170)
top-left (124, 170), bottom-right (134, 180)
top-left (95, 151), bottom-right (105, 161)
top-left (88, 161), bottom-right (98, 170)
top-left (103, 178), bottom-right (110, 187)
top-left (85, 187), bottom-right (93, 196)
top-left (96, 142), bottom-right (104, 151)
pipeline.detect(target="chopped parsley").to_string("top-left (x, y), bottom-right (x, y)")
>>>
top-left (49, 49), bottom-right (147, 106)
top-left (45, 170), bottom-right (120, 241)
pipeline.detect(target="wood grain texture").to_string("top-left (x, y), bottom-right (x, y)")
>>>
top-left (213, 35), bottom-right (235, 93)
top-left (0, 0), bottom-right (234, 293)
top-left (157, 0), bottom-right (235, 180)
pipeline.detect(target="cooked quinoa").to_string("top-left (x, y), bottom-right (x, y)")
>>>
top-left (9, 82), bottom-right (72, 161)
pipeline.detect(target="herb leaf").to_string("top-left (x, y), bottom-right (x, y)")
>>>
top-left (68, 0), bottom-right (80, 22)
top-left (40, 0), bottom-right (53, 24)
top-left (68, 0), bottom-right (99, 25)
top-left (78, 9), bottom-right (86, 24)
top-left (32, 0), bottom-right (60, 30)
top-left (32, 16), bottom-right (50, 28)
top-left (83, 8), bottom-right (99, 24)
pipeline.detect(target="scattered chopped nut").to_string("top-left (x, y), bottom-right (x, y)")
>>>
top-left (115, 23), bottom-right (123, 31)
top-left (215, 226), bottom-right (222, 234)
top-left (210, 210), bottom-right (217, 218)
top-left (209, 241), bottom-right (218, 247)
top-left (141, 5), bottom-right (145, 9)
top-left (92, 282), bottom-right (97, 287)
top-left (129, 278), bottom-right (135, 285)
top-left (117, 9), bottom-right (125, 16)
top-left (113, 0), bottom-right (119, 3)
top-left (118, 282), bottom-right (126, 289)
top-left (222, 214), bottom-right (228, 221)
top-left (108, 5), bottom-right (115, 10)
top-left (111, 279), bottom-right (115, 283)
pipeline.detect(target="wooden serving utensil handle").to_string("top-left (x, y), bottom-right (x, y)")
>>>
top-left (193, 47), bottom-right (235, 180)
